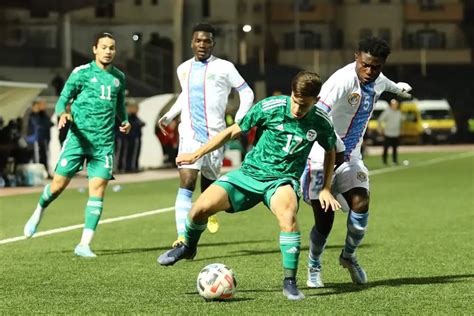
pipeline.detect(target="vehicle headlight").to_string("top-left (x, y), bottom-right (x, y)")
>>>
top-left (422, 123), bottom-right (430, 129)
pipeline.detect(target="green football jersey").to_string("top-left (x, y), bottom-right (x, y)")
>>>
top-left (238, 95), bottom-right (336, 181)
top-left (55, 61), bottom-right (127, 149)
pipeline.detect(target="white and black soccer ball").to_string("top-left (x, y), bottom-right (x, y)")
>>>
top-left (196, 263), bottom-right (237, 301)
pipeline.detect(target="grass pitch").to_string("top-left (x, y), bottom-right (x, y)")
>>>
top-left (1, 150), bottom-right (473, 314)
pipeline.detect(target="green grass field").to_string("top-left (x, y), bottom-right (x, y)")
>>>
top-left (1, 151), bottom-right (473, 314)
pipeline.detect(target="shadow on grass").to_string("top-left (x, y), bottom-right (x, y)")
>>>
top-left (193, 244), bottom-right (372, 262)
top-left (184, 291), bottom-right (255, 302)
top-left (305, 273), bottom-right (474, 297)
top-left (50, 239), bottom-right (272, 256)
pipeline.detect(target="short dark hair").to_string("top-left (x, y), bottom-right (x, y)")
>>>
top-left (94, 32), bottom-right (114, 47)
top-left (192, 23), bottom-right (216, 37)
top-left (358, 37), bottom-right (391, 60)
top-left (291, 71), bottom-right (322, 98)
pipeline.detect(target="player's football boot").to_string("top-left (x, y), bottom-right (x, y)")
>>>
top-left (23, 216), bottom-right (40, 238)
top-left (283, 278), bottom-right (305, 300)
top-left (157, 244), bottom-right (196, 266)
top-left (339, 250), bottom-right (367, 284)
top-left (206, 215), bottom-right (219, 234)
top-left (307, 265), bottom-right (324, 288)
top-left (74, 244), bottom-right (97, 258)
top-left (172, 235), bottom-right (185, 248)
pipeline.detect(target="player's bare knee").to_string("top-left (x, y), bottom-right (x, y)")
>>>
top-left (180, 179), bottom-right (196, 191)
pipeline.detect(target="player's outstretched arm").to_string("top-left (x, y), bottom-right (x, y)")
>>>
top-left (176, 123), bottom-right (242, 166)
top-left (319, 149), bottom-right (341, 212)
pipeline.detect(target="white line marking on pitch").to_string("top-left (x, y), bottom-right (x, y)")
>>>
top-left (0, 207), bottom-right (174, 245)
top-left (1, 151), bottom-right (473, 245)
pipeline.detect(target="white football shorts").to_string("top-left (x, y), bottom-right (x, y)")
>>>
top-left (178, 136), bottom-right (224, 180)
top-left (301, 158), bottom-right (369, 210)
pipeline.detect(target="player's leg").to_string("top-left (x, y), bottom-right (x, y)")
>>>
top-left (24, 137), bottom-right (82, 238)
top-left (173, 168), bottom-right (199, 246)
top-left (74, 176), bottom-right (108, 258)
top-left (307, 200), bottom-right (334, 288)
top-left (158, 184), bottom-right (231, 266)
top-left (200, 149), bottom-right (223, 234)
top-left (301, 163), bottom-right (333, 288)
top-left (23, 174), bottom-right (71, 238)
top-left (332, 161), bottom-right (369, 284)
top-left (74, 152), bottom-right (113, 257)
top-left (270, 184), bottom-right (304, 300)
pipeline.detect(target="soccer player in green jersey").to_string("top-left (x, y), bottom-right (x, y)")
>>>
top-left (158, 71), bottom-right (341, 300)
top-left (23, 32), bottom-right (131, 258)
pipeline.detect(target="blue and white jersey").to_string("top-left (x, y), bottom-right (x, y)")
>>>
top-left (314, 61), bottom-right (400, 161)
top-left (164, 55), bottom-right (254, 142)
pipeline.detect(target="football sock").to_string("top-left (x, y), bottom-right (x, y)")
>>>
top-left (308, 226), bottom-right (328, 268)
top-left (80, 197), bottom-right (103, 245)
top-left (38, 184), bottom-right (58, 208)
top-left (343, 210), bottom-right (369, 258)
top-left (175, 188), bottom-right (193, 237)
top-left (184, 218), bottom-right (207, 249)
top-left (30, 184), bottom-right (58, 225)
top-left (280, 231), bottom-right (301, 278)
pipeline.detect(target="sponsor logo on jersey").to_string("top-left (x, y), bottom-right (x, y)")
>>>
top-left (356, 171), bottom-right (367, 182)
top-left (90, 77), bottom-right (98, 83)
top-left (348, 93), bottom-right (360, 106)
top-left (276, 124), bottom-right (284, 131)
top-left (306, 129), bottom-right (317, 141)
top-left (114, 78), bottom-right (120, 87)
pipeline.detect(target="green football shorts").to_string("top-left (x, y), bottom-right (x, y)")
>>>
top-left (55, 134), bottom-right (114, 180)
top-left (214, 169), bottom-right (301, 213)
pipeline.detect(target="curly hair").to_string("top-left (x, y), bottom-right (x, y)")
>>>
top-left (192, 23), bottom-right (216, 37)
top-left (358, 37), bottom-right (391, 60)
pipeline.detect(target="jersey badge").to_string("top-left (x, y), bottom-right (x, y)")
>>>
top-left (356, 171), bottom-right (367, 182)
top-left (114, 78), bottom-right (120, 87)
top-left (306, 129), bottom-right (317, 141)
top-left (90, 77), bottom-right (98, 83)
top-left (348, 93), bottom-right (360, 106)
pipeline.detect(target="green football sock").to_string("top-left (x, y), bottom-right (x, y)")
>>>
top-left (38, 184), bottom-right (59, 208)
top-left (280, 231), bottom-right (301, 278)
top-left (84, 197), bottom-right (103, 231)
top-left (184, 218), bottom-right (207, 249)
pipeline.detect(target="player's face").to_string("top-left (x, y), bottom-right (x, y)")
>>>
top-left (290, 93), bottom-right (319, 120)
top-left (93, 37), bottom-right (116, 68)
top-left (355, 52), bottom-right (385, 85)
top-left (191, 31), bottom-right (214, 61)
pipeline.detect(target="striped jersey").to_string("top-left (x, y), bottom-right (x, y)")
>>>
top-left (315, 61), bottom-right (401, 161)
top-left (55, 61), bottom-right (127, 149)
top-left (238, 95), bottom-right (336, 181)
top-left (172, 55), bottom-right (252, 142)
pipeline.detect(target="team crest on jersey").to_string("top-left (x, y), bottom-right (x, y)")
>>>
top-left (348, 93), bottom-right (360, 106)
top-left (114, 78), bottom-right (120, 87)
top-left (356, 171), bottom-right (367, 182)
top-left (306, 129), bottom-right (317, 141)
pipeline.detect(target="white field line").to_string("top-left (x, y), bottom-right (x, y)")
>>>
top-left (0, 207), bottom-right (174, 245)
top-left (1, 152), bottom-right (473, 246)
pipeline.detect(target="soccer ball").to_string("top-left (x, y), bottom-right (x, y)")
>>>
top-left (196, 263), bottom-right (237, 301)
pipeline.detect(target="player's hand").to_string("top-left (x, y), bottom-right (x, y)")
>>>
top-left (58, 113), bottom-right (73, 129)
top-left (176, 153), bottom-right (199, 166)
top-left (318, 189), bottom-right (341, 212)
top-left (396, 82), bottom-right (412, 99)
top-left (158, 116), bottom-right (169, 135)
top-left (120, 122), bottom-right (131, 135)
